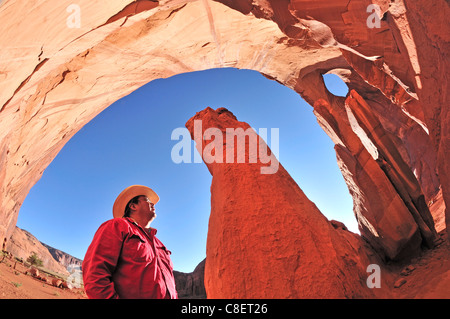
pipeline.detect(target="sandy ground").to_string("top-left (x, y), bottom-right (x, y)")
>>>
top-left (389, 230), bottom-right (449, 299)
top-left (0, 257), bottom-right (86, 299)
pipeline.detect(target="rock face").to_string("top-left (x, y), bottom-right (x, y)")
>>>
top-left (314, 90), bottom-right (437, 261)
top-left (41, 242), bottom-right (83, 271)
top-left (174, 258), bottom-right (207, 299)
top-left (6, 227), bottom-right (70, 276)
top-left (0, 0), bottom-right (448, 298)
top-left (186, 107), bottom-right (387, 298)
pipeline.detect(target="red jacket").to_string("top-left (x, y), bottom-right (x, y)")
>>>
top-left (82, 217), bottom-right (178, 299)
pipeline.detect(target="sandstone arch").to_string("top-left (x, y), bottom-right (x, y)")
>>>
top-left (0, 0), bottom-right (448, 298)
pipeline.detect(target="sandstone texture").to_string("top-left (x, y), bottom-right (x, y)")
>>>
top-left (6, 227), bottom-right (70, 276)
top-left (314, 90), bottom-right (437, 261)
top-left (186, 107), bottom-right (387, 298)
top-left (0, 0), bottom-right (448, 298)
top-left (41, 242), bottom-right (83, 271)
top-left (174, 258), bottom-right (207, 299)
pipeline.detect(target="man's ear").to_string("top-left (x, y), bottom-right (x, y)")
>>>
top-left (128, 202), bottom-right (137, 211)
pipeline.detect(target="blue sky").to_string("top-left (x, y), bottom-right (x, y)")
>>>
top-left (17, 68), bottom-right (354, 273)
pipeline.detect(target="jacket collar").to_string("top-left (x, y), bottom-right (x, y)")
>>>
top-left (124, 217), bottom-right (157, 235)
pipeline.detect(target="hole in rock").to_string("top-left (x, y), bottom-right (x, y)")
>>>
top-left (323, 73), bottom-right (349, 97)
top-left (18, 68), bottom-right (356, 274)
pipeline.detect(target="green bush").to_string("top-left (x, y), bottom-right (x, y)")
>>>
top-left (26, 252), bottom-right (43, 267)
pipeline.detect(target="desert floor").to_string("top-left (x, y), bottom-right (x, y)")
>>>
top-left (0, 257), bottom-right (86, 299)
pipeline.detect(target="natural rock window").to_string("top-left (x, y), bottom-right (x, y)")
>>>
top-left (323, 73), bottom-right (349, 97)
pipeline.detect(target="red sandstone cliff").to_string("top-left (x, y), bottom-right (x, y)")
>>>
top-left (6, 227), bottom-right (71, 277)
top-left (174, 258), bottom-right (207, 299)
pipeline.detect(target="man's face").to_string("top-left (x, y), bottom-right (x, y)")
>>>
top-left (136, 196), bottom-right (156, 220)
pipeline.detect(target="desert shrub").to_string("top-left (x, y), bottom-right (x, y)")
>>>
top-left (12, 282), bottom-right (22, 288)
top-left (26, 252), bottom-right (43, 267)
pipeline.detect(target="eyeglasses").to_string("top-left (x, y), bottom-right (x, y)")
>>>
top-left (140, 197), bottom-right (154, 205)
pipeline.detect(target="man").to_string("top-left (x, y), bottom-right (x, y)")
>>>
top-left (82, 185), bottom-right (178, 299)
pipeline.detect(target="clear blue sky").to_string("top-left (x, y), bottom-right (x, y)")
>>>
top-left (17, 68), bottom-right (354, 273)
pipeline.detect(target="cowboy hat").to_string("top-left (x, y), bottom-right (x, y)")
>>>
top-left (112, 185), bottom-right (160, 218)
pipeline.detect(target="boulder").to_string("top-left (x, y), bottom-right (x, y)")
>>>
top-left (51, 278), bottom-right (63, 288)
